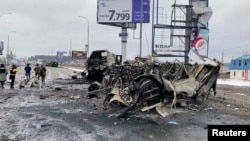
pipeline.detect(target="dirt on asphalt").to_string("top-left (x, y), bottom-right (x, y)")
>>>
top-left (0, 68), bottom-right (250, 141)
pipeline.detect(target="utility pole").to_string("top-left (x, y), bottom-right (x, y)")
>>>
top-left (221, 51), bottom-right (224, 73)
top-left (7, 31), bottom-right (16, 64)
top-left (65, 32), bottom-right (72, 62)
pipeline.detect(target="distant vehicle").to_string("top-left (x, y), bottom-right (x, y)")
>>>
top-left (46, 61), bottom-right (59, 67)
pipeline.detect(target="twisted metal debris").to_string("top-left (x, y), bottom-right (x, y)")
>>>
top-left (86, 49), bottom-right (220, 118)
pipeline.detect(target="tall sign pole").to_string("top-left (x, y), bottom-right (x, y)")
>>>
top-left (121, 27), bottom-right (128, 63)
top-left (139, 0), bottom-right (143, 57)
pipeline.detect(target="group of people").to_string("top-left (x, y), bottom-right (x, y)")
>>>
top-left (0, 64), bottom-right (19, 89)
top-left (33, 64), bottom-right (47, 86)
top-left (0, 63), bottom-right (47, 89)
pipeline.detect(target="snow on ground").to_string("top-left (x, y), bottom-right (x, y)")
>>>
top-left (64, 67), bottom-right (84, 72)
top-left (217, 79), bottom-right (250, 86)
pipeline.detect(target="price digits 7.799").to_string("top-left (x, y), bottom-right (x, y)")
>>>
top-left (109, 10), bottom-right (130, 21)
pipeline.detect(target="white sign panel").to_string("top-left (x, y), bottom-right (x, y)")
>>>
top-left (152, 44), bottom-right (173, 56)
top-left (98, 0), bottom-right (150, 23)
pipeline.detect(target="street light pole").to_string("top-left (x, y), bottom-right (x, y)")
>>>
top-left (79, 16), bottom-right (89, 58)
top-left (65, 32), bottom-right (72, 62)
top-left (7, 31), bottom-right (16, 64)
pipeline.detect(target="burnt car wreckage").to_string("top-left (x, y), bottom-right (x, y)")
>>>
top-left (86, 50), bottom-right (122, 82)
top-left (82, 49), bottom-right (220, 118)
top-left (71, 50), bottom-right (122, 81)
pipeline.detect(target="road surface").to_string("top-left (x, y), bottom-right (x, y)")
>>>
top-left (0, 65), bottom-right (249, 141)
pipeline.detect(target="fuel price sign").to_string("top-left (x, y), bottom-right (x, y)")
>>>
top-left (97, 0), bottom-right (150, 23)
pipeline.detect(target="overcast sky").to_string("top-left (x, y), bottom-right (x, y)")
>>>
top-left (0, 0), bottom-right (249, 62)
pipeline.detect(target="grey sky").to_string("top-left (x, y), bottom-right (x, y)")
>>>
top-left (0, 0), bottom-right (249, 62)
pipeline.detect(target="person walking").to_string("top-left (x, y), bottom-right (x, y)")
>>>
top-left (39, 65), bottom-right (46, 87)
top-left (24, 63), bottom-right (32, 82)
top-left (9, 64), bottom-right (18, 89)
top-left (0, 64), bottom-right (8, 88)
top-left (34, 64), bottom-right (40, 80)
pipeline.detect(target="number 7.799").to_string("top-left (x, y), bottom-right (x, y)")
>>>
top-left (109, 10), bottom-right (130, 21)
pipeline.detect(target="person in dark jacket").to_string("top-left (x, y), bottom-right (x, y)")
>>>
top-left (24, 63), bottom-right (32, 81)
top-left (0, 64), bottom-right (8, 88)
top-left (9, 64), bottom-right (18, 89)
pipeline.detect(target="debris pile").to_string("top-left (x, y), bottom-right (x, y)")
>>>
top-left (85, 49), bottom-right (220, 118)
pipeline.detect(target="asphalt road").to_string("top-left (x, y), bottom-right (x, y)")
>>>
top-left (0, 65), bottom-right (249, 141)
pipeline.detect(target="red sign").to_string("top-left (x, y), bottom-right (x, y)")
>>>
top-left (192, 37), bottom-right (207, 50)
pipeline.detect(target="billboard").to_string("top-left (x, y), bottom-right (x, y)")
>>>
top-left (0, 41), bottom-right (4, 55)
top-left (191, 29), bottom-right (209, 57)
top-left (72, 51), bottom-right (87, 59)
top-left (56, 51), bottom-right (67, 63)
top-left (97, 0), bottom-right (150, 23)
top-left (191, 1), bottom-right (212, 57)
top-left (151, 0), bottom-right (210, 58)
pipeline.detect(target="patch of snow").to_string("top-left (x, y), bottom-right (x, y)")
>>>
top-left (65, 67), bottom-right (83, 72)
top-left (217, 79), bottom-right (250, 87)
top-left (233, 93), bottom-right (246, 96)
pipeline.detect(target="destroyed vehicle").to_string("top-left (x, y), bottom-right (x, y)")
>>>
top-left (88, 58), bottom-right (148, 92)
top-left (46, 61), bottom-right (59, 67)
top-left (103, 49), bottom-right (221, 118)
top-left (87, 50), bottom-right (122, 82)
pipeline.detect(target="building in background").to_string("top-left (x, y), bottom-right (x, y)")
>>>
top-left (229, 54), bottom-right (250, 80)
